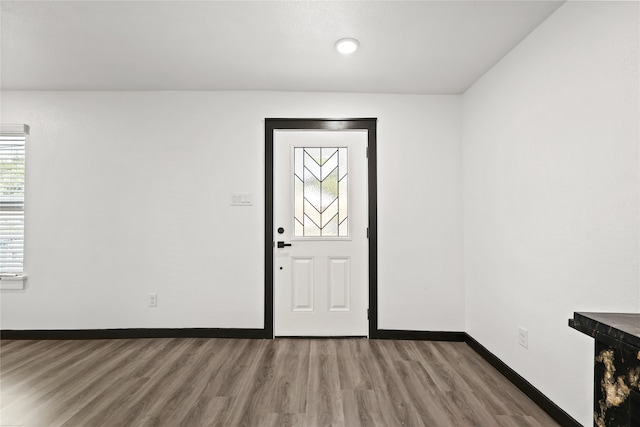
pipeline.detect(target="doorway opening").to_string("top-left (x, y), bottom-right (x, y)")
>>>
top-left (264, 118), bottom-right (378, 338)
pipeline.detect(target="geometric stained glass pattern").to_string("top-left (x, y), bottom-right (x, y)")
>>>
top-left (294, 147), bottom-right (348, 237)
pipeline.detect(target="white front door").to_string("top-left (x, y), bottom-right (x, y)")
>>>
top-left (274, 130), bottom-right (368, 336)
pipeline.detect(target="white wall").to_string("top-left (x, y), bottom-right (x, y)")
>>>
top-left (4, 3), bottom-right (637, 423)
top-left (0, 91), bottom-right (464, 332)
top-left (463, 2), bottom-right (639, 425)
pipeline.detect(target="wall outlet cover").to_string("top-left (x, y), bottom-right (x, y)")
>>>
top-left (148, 292), bottom-right (158, 307)
top-left (518, 327), bottom-right (528, 349)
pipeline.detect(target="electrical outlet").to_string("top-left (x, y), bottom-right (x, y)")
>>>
top-left (518, 327), bottom-right (528, 349)
top-left (148, 292), bottom-right (157, 307)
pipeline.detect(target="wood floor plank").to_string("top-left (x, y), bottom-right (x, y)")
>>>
top-left (252, 338), bottom-right (309, 417)
top-left (100, 338), bottom-right (196, 426)
top-left (208, 339), bottom-right (261, 398)
top-left (1, 340), bottom-right (108, 394)
top-left (349, 340), bottom-right (404, 427)
top-left (495, 414), bottom-right (550, 427)
top-left (0, 338), bottom-right (561, 427)
top-left (434, 341), bottom-right (515, 417)
top-left (215, 339), bottom-right (271, 427)
top-left (159, 339), bottom-right (233, 426)
top-left (136, 339), bottom-right (232, 426)
top-left (178, 395), bottom-right (234, 427)
top-left (351, 389), bottom-right (388, 427)
top-left (277, 338), bottom-right (310, 414)
top-left (395, 359), bottom-right (451, 426)
top-left (119, 338), bottom-right (175, 379)
top-left (305, 340), bottom-right (345, 427)
top-left (368, 340), bottom-right (425, 427)
top-left (335, 339), bottom-right (370, 391)
top-left (1, 340), bottom-right (137, 426)
top-left (439, 341), bottom-right (527, 414)
top-left (19, 343), bottom-right (144, 426)
top-left (58, 377), bottom-right (149, 427)
top-left (260, 412), bottom-right (306, 427)
top-left (409, 341), bottom-right (460, 393)
top-left (440, 342), bottom-right (558, 424)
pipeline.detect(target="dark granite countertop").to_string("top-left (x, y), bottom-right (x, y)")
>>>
top-left (569, 312), bottom-right (640, 349)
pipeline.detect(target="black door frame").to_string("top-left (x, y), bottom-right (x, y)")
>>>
top-left (264, 118), bottom-right (379, 338)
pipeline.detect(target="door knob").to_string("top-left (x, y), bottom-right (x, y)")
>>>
top-left (277, 241), bottom-right (292, 248)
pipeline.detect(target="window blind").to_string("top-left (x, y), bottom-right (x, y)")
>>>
top-left (0, 125), bottom-right (28, 274)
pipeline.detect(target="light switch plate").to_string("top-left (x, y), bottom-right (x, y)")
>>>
top-left (231, 192), bottom-right (253, 206)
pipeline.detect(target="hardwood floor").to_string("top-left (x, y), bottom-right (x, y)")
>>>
top-left (0, 338), bottom-right (559, 426)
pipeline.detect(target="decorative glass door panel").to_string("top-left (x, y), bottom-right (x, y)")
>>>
top-left (294, 147), bottom-right (348, 237)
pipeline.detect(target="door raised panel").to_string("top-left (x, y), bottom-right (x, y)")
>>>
top-left (328, 257), bottom-right (350, 312)
top-left (291, 257), bottom-right (314, 311)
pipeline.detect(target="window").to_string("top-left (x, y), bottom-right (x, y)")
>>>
top-left (0, 124), bottom-right (28, 286)
top-left (294, 146), bottom-right (348, 237)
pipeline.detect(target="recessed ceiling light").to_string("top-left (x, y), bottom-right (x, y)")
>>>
top-left (335, 38), bottom-right (359, 55)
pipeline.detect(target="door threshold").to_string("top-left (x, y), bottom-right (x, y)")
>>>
top-left (274, 335), bottom-right (368, 339)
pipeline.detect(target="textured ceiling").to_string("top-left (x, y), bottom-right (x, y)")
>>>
top-left (0, 1), bottom-right (565, 94)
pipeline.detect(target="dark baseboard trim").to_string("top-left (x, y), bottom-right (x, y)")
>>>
top-left (0, 328), bottom-right (269, 340)
top-left (465, 335), bottom-right (581, 427)
top-left (373, 329), bottom-right (466, 341)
